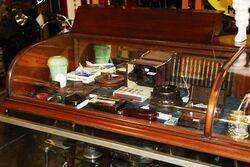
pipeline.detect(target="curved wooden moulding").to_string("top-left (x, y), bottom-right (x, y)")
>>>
top-left (205, 46), bottom-right (246, 138)
top-left (2, 6), bottom-right (250, 163)
top-left (7, 34), bottom-right (74, 96)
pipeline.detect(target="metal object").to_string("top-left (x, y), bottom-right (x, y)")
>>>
top-left (36, 0), bottom-right (46, 6)
top-left (14, 0), bottom-right (46, 26)
top-left (15, 12), bottom-right (28, 26)
top-left (44, 137), bottom-right (71, 167)
top-left (40, 14), bottom-right (72, 36)
top-left (227, 93), bottom-right (250, 140)
top-left (44, 146), bottom-right (50, 167)
top-left (0, 114), bottom-right (219, 167)
top-left (82, 144), bottom-right (103, 160)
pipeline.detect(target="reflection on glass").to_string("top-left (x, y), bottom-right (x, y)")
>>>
top-left (214, 50), bottom-right (250, 140)
top-left (11, 41), bottom-right (250, 138)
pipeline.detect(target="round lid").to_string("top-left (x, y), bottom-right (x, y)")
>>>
top-left (47, 55), bottom-right (68, 67)
top-left (95, 73), bottom-right (125, 88)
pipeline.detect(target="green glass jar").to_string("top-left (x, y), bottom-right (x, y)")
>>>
top-left (47, 55), bottom-right (68, 87)
top-left (93, 44), bottom-right (111, 64)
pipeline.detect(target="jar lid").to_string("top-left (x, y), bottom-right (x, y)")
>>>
top-left (48, 56), bottom-right (68, 67)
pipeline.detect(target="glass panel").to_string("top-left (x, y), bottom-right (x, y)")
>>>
top-left (11, 35), bottom-right (239, 136)
top-left (213, 49), bottom-right (250, 141)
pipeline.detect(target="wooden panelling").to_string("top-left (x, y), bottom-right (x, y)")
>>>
top-left (72, 6), bottom-right (222, 43)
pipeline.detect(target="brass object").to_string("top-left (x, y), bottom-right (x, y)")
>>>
top-left (227, 93), bottom-right (250, 140)
top-left (227, 110), bottom-right (249, 140)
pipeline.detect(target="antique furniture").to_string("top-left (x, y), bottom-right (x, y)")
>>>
top-left (0, 5), bottom-right (249, 166)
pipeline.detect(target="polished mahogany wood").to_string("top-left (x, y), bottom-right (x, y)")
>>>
top-left (72, 6), bottom-right (222, 43)
top-left (234, 73), bottom-right (250, 99)
top-left (2, 97), bottom-right (250, 162)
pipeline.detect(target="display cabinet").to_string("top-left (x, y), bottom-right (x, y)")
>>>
top-left (0, 5), bottom-right (249, 166)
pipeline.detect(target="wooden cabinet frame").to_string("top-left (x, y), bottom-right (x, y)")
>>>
top-left (1, 6), bottom-right (249, 163)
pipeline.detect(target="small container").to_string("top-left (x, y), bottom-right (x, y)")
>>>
top-left (93, 44), bottom-right (111, 64)
top-left (228, 110), bottom-right (249, 140)
top-left (48, 56), bottom-right (68, 88)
